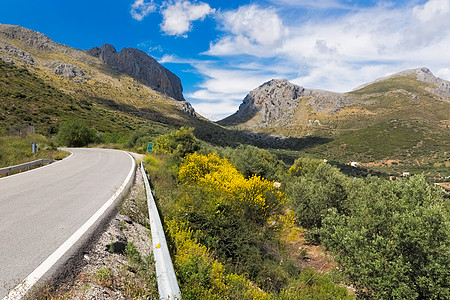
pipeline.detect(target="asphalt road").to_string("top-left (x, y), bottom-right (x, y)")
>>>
top-left (0, 148), bottom-right (135, 298)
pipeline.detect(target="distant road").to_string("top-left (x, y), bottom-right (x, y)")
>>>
top-left (0, 148), bottom-right (135, 298)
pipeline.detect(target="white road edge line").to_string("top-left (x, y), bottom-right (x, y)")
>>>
top-left (3, 151), bottom-right (135, 300)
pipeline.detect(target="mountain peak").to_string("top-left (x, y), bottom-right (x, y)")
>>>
top-left (219, 78), bottom-right (353, 126)
top-left (87, 43), bottom-right (185, 101)
top-left (0, 23), bottom-right (57, 51)
top-left (353, 67), bottom-right (450, 102)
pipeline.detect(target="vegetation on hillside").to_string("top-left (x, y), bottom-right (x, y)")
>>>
top-left (284, 156), bottom-right (450, 299)
top-left (2, 30), bottom-right (448, 299)
top-left (0, 134), bottom-right (66, 168)
top-left (140, 128), bottom-right (449, 299)
top-left (143, 129), bottom-right (354, 298)
top-left (219, 73), bottom-right (450, 182)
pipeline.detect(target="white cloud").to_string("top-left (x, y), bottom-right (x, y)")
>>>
top-left (191, 100), bottom-right (241, 121)
top-left (130, 0), bottom-right (156, 21)
top-left (436, 68), bottom-right (450, 81)
top-left (207, 5), bottom-right (289, 56)
top-left (160, 0), bottom-right (215, 37)
top-left (413, 0), bottom-right (450, 22)
top-left (183, 63), bottom-right (280, 120)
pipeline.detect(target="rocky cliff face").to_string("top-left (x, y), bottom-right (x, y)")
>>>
top-left (221, 79), bottom-right (352, 125)
top-left (87, 44), bottom-right (185, 101)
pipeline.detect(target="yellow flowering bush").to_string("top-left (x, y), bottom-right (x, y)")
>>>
top-left (179, 153), bottom-right (287, 222)
top-left (167, 220), bottom-right (271, 300)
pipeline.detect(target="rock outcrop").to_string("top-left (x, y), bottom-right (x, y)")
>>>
top-left (178, 101), bottom-right (196, 117)
top-left (0, 43), bottom-right (35, 65)
top-left (221, 79), bottom-right (352, 125)
top-left (54, 62), bottom-right (88, 80)
top-left (87, 44), bottom-right (185, 101)
top-left (410, 67), bottom-right (450, 102)
top-left (0, 55), bottom-right (13, 64)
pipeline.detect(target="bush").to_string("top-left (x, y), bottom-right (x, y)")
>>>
top-left (154, 127), bottom-right (200, 158)
top-left (321, 175), bottom-right (450, 299)
top-left (126, 130), bottom-right (149, 149)
top-left (288, 157), bottom-right (324, 177)
top-left (222, 145), bottom-right (286, 181)
top-left (167, 220), bottom-right (271, 300)
top-left (57, 119), bottom-right (97, 147)
top-left (176, 153), bottom-right (291, 291)
top-left (286, 163), bottom-right (352, 241)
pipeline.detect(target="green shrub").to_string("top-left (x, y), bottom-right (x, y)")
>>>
top-left (57, 119), bottom-right (98, 147)
top-left (321, 175), bottom-right (450, 299)
top-left (288, 157), bottom-right (324, 177)
top-left (286, 163), bottom-right (352, 242)
top-left (123, 128), bottom-right (156, 152)
top-left (167, 220), bottom-right (271, 300)
top-left (154, 127), bottom-right (200, 158)
top-left (222, 145), bottom-right (286, 180)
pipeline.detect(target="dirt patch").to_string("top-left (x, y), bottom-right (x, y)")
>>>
top-left (436, 182), bottom-right (450, 191)
top-left (359, 159), bottom-right (400, 167)
top-left (282, 227), bottom-right (336, 273)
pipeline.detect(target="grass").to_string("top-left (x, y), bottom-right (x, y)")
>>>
top-left (0, 134), bottom-right (68, 168)
top-left (0, 59), bottom-right (171, 138)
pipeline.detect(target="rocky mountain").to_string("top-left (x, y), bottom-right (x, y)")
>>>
top-left (219, 68), bottom-right (450, 177)
top-left (0, 24), bottom-right (189, 107)
top-left (1, 23), bottom-right (316, 151)
top-left (87, 44), bottom-right (184, 101)
top-left (220, 79), bottom-right (353, 126)
top-left (221, 68), bottom-right (450, 129)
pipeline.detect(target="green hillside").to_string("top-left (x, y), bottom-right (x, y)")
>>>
top-left (218, 71), bottom-right (450, 180)
top-left (0, 59), bottom-right (168, 137)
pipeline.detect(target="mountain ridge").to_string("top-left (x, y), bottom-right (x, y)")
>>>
top-left (220, 67), bottom-right (450, 128)
top-left (0, 23), bottom-right (187, 104)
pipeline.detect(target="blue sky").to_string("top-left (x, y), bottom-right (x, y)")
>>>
top-left (1, 0), bottom-right (450, 120)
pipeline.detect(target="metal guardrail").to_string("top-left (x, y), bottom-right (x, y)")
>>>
top-left (0, 159), bottom-right (53, 176)
top-left (141, 162), bottom-right (181, 300)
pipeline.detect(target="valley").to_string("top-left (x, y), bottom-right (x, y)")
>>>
top-left (0, 22), bottom-right (449, 300)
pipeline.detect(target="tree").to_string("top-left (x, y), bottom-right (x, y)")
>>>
top-left (57, 119), bottom-right (97, 147)
top-left (286, 163), bottom-right (352, 243)
top-left (320, 176), bottom-right (450, 299)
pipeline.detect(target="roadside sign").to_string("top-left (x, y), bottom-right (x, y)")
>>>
top-left (147, 142), bottom-right (153, 153)
top-left (31, 142), bottom-right (38, 154)
top-left (32, 142), bottom-right (38, 158)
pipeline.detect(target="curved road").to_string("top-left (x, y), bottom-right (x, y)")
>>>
top-left (0, 148), bottom-right (135, 298)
